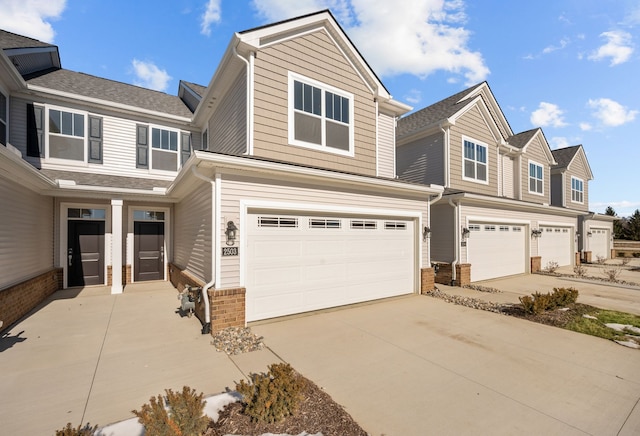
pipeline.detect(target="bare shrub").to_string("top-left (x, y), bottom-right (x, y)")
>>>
top-left (621, 257), bottom-right (630, 266)
top-left (596, 255), bottom-right (606, 265)
top-left (573, 264), bottom-right (587, 278)
top-left (603, 266), bottom-right (622, 282)
top-left (545, 261), bottom-right (559, 273)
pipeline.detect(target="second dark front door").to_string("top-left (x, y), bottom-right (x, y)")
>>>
top-left (134, 221), bottom-right (165, 282)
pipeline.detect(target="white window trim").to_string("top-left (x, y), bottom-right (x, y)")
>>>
top-left (44, 104), bottom-right (89, 166)
top-left (148, 124), bottom-right (182, 174)
top-left (0, 88), bottom-right (7, 146)
top-left (570, 176), bottom-right (584, 204)
top-left (528, 159), bottom-right (544, 196)
top-left (461, 136), bottom-right (489, 185)
top-left (287, 71), bottom-right (355, 157)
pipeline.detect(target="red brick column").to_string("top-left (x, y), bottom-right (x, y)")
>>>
top-left (455, 264), bottom-right (471, 287)
top-left (531, 256), bottom-right (542, 273)
top-left (583, 251), bottom-right (592, 263)
top-left (575, 252), bottom-right (581, 266)
top-left (210, 287), bottom-right (246, 333)
top-left (433, 263), bottom-right (452, 285)
top-left (420, 268), bottom-right (435, 293)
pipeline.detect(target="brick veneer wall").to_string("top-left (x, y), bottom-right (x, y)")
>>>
top-left (434, 263), bottom-right (453, 285)
top-left (583, 251), bottom-right (592, 263)
top-left (575, 252), bottom-right (581, 266)
top-left (210, 287), bottom-right (246, 332)
top-left (433, 263), bottom-right (471, 287)
top-left (531, 256), bottom-right (542, 273)
top-left (0, 268), bottom-right (62, 332)
top-left (106, 265), bottom-right (132, 286)
top-left (420, 268), bottom-right (435, 293)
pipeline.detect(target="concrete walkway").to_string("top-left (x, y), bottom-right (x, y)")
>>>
top-left (1, 283), bottom-right (640, 435)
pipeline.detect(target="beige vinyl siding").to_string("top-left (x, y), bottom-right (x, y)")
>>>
top-left (173, 181), bottom-right (212, 282)
top-left (459, 203), bottom-right (576, 263)
top-left (476, 87), bottom-right (510, 139)
top-left (208, 70), bottom-right (247, 155)
top-left (219, 173), bottom-right (429, 289)
top-left (521, 136), bottom-right (550, 204)
top-left (0, 174), bottom-right (54, 289)
top-left (449, 106), bottom-right (498, 195)
top-left (502, 155), bottom-right (515, 198)
top-left (377, 112), bottom-right (395, 178)
top-left (430, 202), bottom-right (455, 262)
top-left (566, 157), bottom-right (590, 212)
top-left (252, 30), bottom-right (377, 176)
top-left (396, 132), bottom-right (445, 186)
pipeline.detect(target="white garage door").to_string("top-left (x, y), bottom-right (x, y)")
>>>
top-left (590, 229), bottom-right (610, 260)
top-left (539, 226), bottom-right (573, 267)
top-left (246, 214), bottom-right (415, 321)
top-left (467, 223), bottom-right (526, 282)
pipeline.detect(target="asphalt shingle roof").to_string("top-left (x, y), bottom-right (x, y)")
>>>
top-left (0, 29), bottom-right (54, 50)
top-left (181, 81), bottom-right (207, 98)
top-left (26, 68), bottom-right (193, 118)
top-left (397, 82), bottom-right (485, 137)
top-left (551, 145), bottom-right (581, 169)
top-left (39, 169), bottom-right (172, 191)
top-left (507, 128), bottom-right (539, 149)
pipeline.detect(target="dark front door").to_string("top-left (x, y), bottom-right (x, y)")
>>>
top-left (134, 221), bottom-right (165, 281)
top-left (68, 220), bottom-right (105, 287)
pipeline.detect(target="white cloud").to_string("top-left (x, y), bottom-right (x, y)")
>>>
top-left (588, 31), bottom-right (634, 66)
top-left (0, 0), bottom-right (66, 42)
top-left (579, 122), bottom-right (592, 131)
top-left (549, 136), bottom-right (571, 150)
top-left (201, 0), bottom-right (222, 36)
top-left (251, 0), bottom-right (490, 85)
top-left (542, 37), bottom-right (569, 54)
top-left (131, 59), bottom-right (172, 92)
top-left (530, 102), bottom-right (568, 128)
top-left (587, 98), bottom-right (638, 127)
top-left (404, 89), bottom-right (422, 105)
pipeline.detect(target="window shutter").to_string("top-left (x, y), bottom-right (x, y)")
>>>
top-left (88, 116), bottom-right (103, 164)
top-left (180, 132), bottom-right (191, 166)
top-left (136, 124), bottom-right (149, 168)
top-left (26, 104), bottom-right (44, 157)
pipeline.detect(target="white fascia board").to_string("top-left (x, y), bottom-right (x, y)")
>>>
top-left (26, 85), bottom-right (192, 124)
top-left (173, 151), bottom-right (443, 197)
top-left (447, 192), bottom-right (583, 217)
top-left (464, 82), bottom-right (513, 137)
top-left (379, 98), bottom-right (412, 117)
top-left (0, 143), bottom-right (56, 191)
top-left (0, 52), bottom-right (27, 90)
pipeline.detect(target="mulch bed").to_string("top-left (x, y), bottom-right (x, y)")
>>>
top-left (501, 303), bottom-right (596, 328)
top-left (205, 374), bottom-right (368, 436)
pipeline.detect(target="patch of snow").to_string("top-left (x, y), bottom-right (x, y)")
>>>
top-left (583, 314), bottom-right (598, 319)
top-left (614, 340), bottom-right (640, 349)
top-left (606, 323), bottom-right (640, 335)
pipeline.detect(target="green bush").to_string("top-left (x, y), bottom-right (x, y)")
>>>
top-left (236, 363), bottom-right (306, 424)
top-left (54, 423), bottom-right (98, 436)
top-left (132, 386), bottom-right (209, 436)
top-left (520, 288), bottom-right (579, 315)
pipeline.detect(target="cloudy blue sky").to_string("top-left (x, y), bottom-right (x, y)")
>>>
top-left (2, 0), bottom-right (639, 216)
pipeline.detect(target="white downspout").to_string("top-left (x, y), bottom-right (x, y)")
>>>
top-left (233, 45), bottom-right (254, 155)
top-left (190, 165), bottom-right (217, 333)
top-left (440, 123), bottom-right (450, 187)
top-left (449, 198), bottom-right (460, 285)
top-left (427, 189), bottom-right (444, 265)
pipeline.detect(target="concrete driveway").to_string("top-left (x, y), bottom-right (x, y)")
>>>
top-left (1, 281), bottom-right (640, 435)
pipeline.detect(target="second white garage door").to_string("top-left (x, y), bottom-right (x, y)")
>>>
top-left (467, 223), bottom-right (527, 282)
top-left (246, 213), bottom-right (416, 321)
top-left (590, 229), bottom-right (610, 260)
top-left (539, 226), bottom-right (573, 267)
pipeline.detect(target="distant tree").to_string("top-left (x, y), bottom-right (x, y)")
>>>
top-left (605, 206), bottom-right (627, 239)
top-left (627, 209), bottom-right (640, 241)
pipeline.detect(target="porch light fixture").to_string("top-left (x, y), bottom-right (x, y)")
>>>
top-left (423, 226), bottom-right (431, 241)
top-left (531, 229), bottom-right (543, 238)
top-left (587, 231), bottom-right (593, 237)
top-left (225, 221), bottom-right (238, 246)
top-left (461, 227), bottom-right (470, 239)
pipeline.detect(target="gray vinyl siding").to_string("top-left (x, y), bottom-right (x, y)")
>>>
top-left (550, 173), bottom-right (564, 207)
top-left (397, 131), bottom-right (445, 186)
top-left (252, 30), bottom-right (377, 176)
top-left (566, 157), bottom-right (590, 212)
top-left (377, 112), bottom-right (395, 178)
top-left (8, 97), bottom-right (30, 158)
top-left (0, 174), bottom-right (54, 289)
top-left (430, 203), bottom-right (454, 262)
top-left (219, 173), bottom-right (430, 289)
top-left (449, 106), bottom-right (498, 195)
top-left (521, 135), bottom-right (551, 204)
top-left (207, 70), bottom-right (247, 155)
top-left (173, 181), bottom-right (213, 282)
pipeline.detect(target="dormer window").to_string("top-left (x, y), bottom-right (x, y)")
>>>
top-left (288, 72), bottom-right (354, 156)
top-left (462, 138), bottom-right (488, 183)
top-left (528, 161), bottom-right (544, 195)
top-left (571, 177), bottom-right (584, 203)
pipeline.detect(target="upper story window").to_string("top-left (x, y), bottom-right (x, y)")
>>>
top-left (462, 138), bottom-right (487, 183)
top-left (0, 91), bottom-right (7, 146)
top-left (288, 72), bottom-right (354, 156)
top-left (528, 161), bottom-right (544, 195)
top-left (151, 127), bottom-right (178, 151)
top-left (571, 177), bottom-right (584, 203)
top-left (136, 124), bottom-right (191, 172)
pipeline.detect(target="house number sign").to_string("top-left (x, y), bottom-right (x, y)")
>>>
top-left (222, 247), bottom-right (239, 256)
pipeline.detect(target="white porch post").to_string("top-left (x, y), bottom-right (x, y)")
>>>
top-left (111, 199), bottom-right (124, 294)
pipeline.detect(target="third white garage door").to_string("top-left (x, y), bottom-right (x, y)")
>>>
top-left (539, 226), bottom-right (573, 267)
top-left (467, 223), bottom-right (526, 282)
top-left (590, 229), bottom-right (610, 260)
top-left (245, 213), bottom-right (416, 322)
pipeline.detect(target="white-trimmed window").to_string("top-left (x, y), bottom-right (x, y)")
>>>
top-left (528, 161), bottom-right (544, 194)
top-left (288, 72), bottom-right (354, 156)
top-left (48, 108), bottom-right (85, 161)
top-left (136, 124), bottom-right (190, 172)
top-left (571, 177), bottom-right (584, 203)
top-left (463, 138), bottom-right (488, 183)
top-left (0, 90), bottom-right (7, 146)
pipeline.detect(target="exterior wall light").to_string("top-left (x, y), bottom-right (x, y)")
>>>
top-left (225, 220), bottom-right (238, 246)
top-left (531, 229), bottom-right (543, 238)
top-left (423, 226), bottom-right (431, 241)
top-left (461, 227), bottom-right (470, 239)
top-left (587, 231), bottom-right (593, 237)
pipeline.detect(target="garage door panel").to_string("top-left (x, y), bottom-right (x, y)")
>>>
top-left (590, 229), bottom-right (609, 259)
top-left (247, 214), bottom-right (415, 321)
top-left (539, 227), bottom-right (572, 267)
top-left (467, 224), bottom-right (526, 282)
